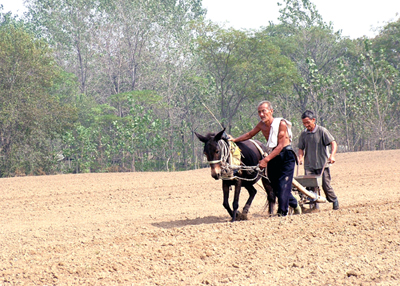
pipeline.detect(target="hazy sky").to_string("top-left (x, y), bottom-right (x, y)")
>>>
top-left (2, 0), bottom-right (400, 39)
top-left (202, 0), bottom-right (400, 39)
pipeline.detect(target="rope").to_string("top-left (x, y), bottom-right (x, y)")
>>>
top-left (225, 167), bottom-right (270, 182)
top-left (208, 140), bottom-right (269, 182)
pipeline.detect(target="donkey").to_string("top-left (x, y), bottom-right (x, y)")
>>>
top-left (195, 129), bottom-right (276, 222)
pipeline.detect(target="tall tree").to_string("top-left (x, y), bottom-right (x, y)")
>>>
top-left (353, 40), bottom-right (400, 150)
top-left (196, 23), bottom-right (297, 133)
top-left (373, 18), bottom-right (400, 72)
top-left (263, 0), bottom-right (348, 129)
top-left (277, 0), bottom-right (328, 30)
top-left (29, 0), bottom-right (108, 98)
top-left (0, 23), bottom-right (75, 176)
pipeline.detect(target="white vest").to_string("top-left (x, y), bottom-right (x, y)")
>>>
top-left (266, 117), bottom-right (293, 153)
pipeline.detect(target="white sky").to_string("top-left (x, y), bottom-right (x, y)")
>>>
top-left (1, 0), bottom-right (28, 16)
top-left (202, 0), bottom-right (400, 39)
top-left (2, 0), bottom-right (400, 39)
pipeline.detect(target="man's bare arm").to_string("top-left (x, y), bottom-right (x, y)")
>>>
top-left (298, 149), bottom-right (304, 165)
top-left (329, 140), bottom-right (337, 163)
top-left (231, 124), bottom-right (261, 143)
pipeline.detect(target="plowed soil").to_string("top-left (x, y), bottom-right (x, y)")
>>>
top-left (1, 150), bottom-right (400, 285)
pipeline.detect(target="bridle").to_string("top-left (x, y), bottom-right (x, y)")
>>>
top-left (206, 140), bottom-right (230, 165)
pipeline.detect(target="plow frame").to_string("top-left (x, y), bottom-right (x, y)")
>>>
top-left (292, 163), bottom-right (330, 210)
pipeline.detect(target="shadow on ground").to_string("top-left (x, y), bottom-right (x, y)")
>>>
top-left (152, 215), bottom-right (228, 229)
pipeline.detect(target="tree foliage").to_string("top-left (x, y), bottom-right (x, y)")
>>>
top-left (196, 23), bottom-right (297, 133)
top-left (0, 23), bottom-right (76, 176)
top-left (1, 0), bottom-right (400, 177)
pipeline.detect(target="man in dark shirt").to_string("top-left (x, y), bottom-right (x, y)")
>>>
top-left (298, 110), bottom-right (339, 210)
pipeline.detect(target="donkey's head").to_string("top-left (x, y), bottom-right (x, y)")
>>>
top-left (195, 129), bottom-right (232, 180)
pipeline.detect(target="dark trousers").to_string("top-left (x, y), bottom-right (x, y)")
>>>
top-left (267, 146), bottom-right (298, 216)
top-left (305, 167), bottom-right (337, 202)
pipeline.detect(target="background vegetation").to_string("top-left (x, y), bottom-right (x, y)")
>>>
top-left (1, 0), bottom-right (399, 177)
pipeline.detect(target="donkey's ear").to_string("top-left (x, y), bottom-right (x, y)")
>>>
top-left (194, 132), bottom-right (208, 143)
top-left (214, 128), bottom-right (226, 142)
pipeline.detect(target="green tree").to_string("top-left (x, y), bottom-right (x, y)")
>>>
top-left (257, 0), bottom-right (352, 146)
top-left (277, 0), bottom-right (328, 30)
top-left (59, 90), bottom-right (168, 173)
top-left (27, 0), bottom-right (103, 96)
top-left (373, 18), bottom-right (400, 72)
top-left (0, 23), bottom-right (75, 176)
top-left (353, 40), bottom-right (400, 150)
top-left (274, 0), bottom-right (345, 119)
top-left (196, 23), bottom-right (297, 133)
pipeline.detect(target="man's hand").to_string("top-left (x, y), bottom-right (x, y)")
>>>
top-left (298, 149), bottom-right (304, 165)
top-left (329, 155), bottom-right (336, 164)
top-left (259, 157), bottom-right (268, 169)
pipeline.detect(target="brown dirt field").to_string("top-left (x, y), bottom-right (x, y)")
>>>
top-left (1, 150), bottom-right (400, 285)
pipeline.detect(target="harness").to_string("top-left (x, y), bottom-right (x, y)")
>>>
top-left (207, 139), bottom-right (269, 181)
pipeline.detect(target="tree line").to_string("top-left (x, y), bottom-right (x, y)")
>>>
top-left (0, 0), bottom-right (399, 177)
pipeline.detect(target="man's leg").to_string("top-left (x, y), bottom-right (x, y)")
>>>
top-left (268, 155), bottom-right (290, 216)
top-left (275, 172), bottom-right (292, 216)
top-left (304, 168), bottom-right (321, 210)
top-left (275, 149), bottom-right (296, 216)
top-left (267, 157), bottom-right (281, 214)
top-left (322, 168), bottom-right (339, 209)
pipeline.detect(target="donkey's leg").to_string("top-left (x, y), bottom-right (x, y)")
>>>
top-left (222, 181), bottom-right (233, 218)
top-left (241, 183), bottom-right (257, 218)
top-left (262, 177), bottom-right (276, 216)
top-left (231, 180), bottom-right (242, 222)
top-left (232, 183), bottom-right (257, 221)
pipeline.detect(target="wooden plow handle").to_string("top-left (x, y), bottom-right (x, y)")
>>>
top-left (292, 178), bottom-right (327, 203)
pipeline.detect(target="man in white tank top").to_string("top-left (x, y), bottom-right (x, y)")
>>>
top-left (230, 101), bottom-right (300, 216)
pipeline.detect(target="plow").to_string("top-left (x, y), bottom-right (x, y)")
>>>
top-left (291, 162), bottom-right (331, 210)
top-left (292, 172), bottom-right (326, 210)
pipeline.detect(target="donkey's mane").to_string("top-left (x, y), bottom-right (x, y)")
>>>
top-left (204, 132), bottom-right (217, 140)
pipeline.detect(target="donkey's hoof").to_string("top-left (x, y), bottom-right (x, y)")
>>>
top-left (236, 211), bottom-right (248, 221)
